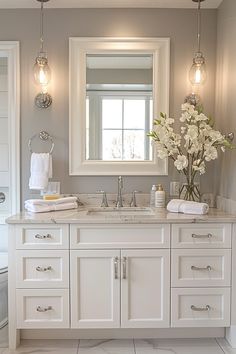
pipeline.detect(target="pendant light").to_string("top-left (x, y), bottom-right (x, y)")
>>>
top-left (33, 0), bottom-right (52, 108)
top-left (189, 0), bottom-right (207, 86)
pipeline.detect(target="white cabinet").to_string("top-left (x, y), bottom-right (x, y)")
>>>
top-left (70, 224), bottom-right (170, 249)
top-left (8, 219), bottom-right (233, 349)
top-left (171, 223), bottom-right (232, 328)
top-left (171, 288), bottom-right (230, 328)
top-left (70, 248), bottom-right (170, 329)
top-left (16, 289), bottom-right (69, 328)
top-left (172, 223), bottom-right (231, 249)
top-left (16, 250), bottom-right (69, 288)
top-left (171, 249), bottom-right (231, 287)
top-left (121, 249), bottom-right (170, 328)
top-left (70, 250), bottom-right (120, 328)
top-left (15, 224), bottom-right (69, 250)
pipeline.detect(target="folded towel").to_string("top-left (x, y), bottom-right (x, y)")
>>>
top-left (25, 197), bottom-right (78, 207)
top-left (167, 199), bottom-right (209, 215)
top-left (25, 202), bottom-right (78, 213)
top-left (29, 153), bottom-right (52, 190)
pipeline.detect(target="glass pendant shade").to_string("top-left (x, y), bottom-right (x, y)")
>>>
top-left (189, 51), bottom-right (207, 85)
top-left (33, 55), bottom-right (51, 87)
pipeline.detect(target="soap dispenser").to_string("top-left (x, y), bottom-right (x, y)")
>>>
top-left (150, 185), bottom-right (157, 207)
top-left (155, 184), bottom-right (165, 208)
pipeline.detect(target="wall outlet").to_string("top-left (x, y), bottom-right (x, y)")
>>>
top-left (201, 193), bottom-right (215, 207)
top-left (170, 181), bottom-right (180, 197)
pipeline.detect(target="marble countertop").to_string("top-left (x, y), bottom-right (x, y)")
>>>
top-left (6, 207), bottom-right (236, 224)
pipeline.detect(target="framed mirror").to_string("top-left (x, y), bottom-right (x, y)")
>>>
top-left (69, 37), bottom-right (170, 175)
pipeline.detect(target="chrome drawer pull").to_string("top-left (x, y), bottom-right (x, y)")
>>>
top-left (36, 266), bottom-right (52, 272)
top-left (192, 233), bottom-right (212, 239)
top-left (36, 306), bottom-right (52, 312)
top-left (114, 257), bottom-right (119, 279)
top-left (191, 265), bottom-right (212, 271)
top-left (35, 234), bottom-right (52, 239)
top-left (191, 305), bottom-right (211, 312)
top-left (122, 257), bottom-right (127, 279)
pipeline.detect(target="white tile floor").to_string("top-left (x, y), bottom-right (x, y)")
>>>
top-left (0, 338), bottom-right (235, 354)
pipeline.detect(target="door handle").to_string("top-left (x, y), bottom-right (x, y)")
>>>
top-left (122, 257), bottom-right (127, 279)
top-left (192, 233), bottom-right (212, 239)
top-left (114, 257), bottom-right (119, 279)
top-left (191, 305), bottom-right (211, 312)
top-left (191, 265), bottom-right (212, 271)
top-left (36, 306), bottom-right (52, 312)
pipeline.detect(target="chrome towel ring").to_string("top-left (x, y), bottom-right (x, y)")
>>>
top-left (28, 131), bottom-right (54, 154)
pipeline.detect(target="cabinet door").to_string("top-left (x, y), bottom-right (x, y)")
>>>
top-left (121, 249), bottom-right (170, 328)
top-left (70, 250), bottom-right (120, 328)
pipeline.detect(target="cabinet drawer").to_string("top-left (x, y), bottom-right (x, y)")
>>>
top-left (171, 288), bottom-right (230, 328)
top-left (171, 249), bottom-right (231, 287)
top-left (70, 224), bottom-right (170, 249)
top-left (15, 224), bottom-right (69, 249)
top-left (16, 250), bottom-right (69, 288)
top-left (16, 289), bottom-right (69, 328)
top-left (172, 224), bottom-right (231, 248)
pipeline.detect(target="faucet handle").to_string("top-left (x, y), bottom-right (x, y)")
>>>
top-left (130, 190), bottom-right (141, 207)
top-left (97, 190), bottom-right (109, 207)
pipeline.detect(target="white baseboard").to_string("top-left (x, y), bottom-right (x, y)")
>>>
top-left (21, 328), bottom-right (225, 340)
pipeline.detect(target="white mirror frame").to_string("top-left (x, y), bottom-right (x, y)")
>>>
top-left (69, 37), bottom-right (170, 176)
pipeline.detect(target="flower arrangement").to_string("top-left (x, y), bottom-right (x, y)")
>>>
top-left (148, 102), bottom-right (233, 201)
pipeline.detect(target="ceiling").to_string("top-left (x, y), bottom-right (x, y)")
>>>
top-left (0, 0), bottom-right (223, 9)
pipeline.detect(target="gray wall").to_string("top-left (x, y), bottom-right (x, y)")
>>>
top-left (215, 0), bottom-right (236, 201)
top-left (0, 8), bottom-right (217, 204)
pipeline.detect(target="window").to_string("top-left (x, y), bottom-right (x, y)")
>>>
top-left (86, 91), bottom-right (153, 161)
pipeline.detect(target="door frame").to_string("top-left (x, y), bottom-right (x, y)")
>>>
top-left (0, 41), bottom-right (20, 214)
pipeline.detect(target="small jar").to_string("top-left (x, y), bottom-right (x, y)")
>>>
top-left (155, 184), bottom-right (165, 208)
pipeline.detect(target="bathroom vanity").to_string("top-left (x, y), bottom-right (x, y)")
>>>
top-left (6, 207), bottom-right (236, 349)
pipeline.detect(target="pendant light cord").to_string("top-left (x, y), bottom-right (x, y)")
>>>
top-left (40, 0), bottom-right (44, 53)
top-left (197, 0), bottom-right (201, 52)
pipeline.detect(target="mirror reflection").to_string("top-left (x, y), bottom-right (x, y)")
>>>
top-left (86, 54), bottom-right (153, 161)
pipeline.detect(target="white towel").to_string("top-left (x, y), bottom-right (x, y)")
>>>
top-left (25, 197), bottom-right (78, 207)
top-left (29, 153), bottom-right (52, 190)
top-left (25, 202), bottom-right (78, 213)
top-left (167, 199), bottom-right (209, 215)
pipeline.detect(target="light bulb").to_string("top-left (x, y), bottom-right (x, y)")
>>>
top-left (189, 52), bottom-right (207, 86)
top-left (33, 55), bottom-right (51, 86)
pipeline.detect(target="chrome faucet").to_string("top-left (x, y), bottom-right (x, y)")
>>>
top-left (116, 176), bottom-right (123, 208)
top-left (97, 190), bottom-right (109, 207)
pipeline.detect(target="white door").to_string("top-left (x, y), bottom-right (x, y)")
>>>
top-left (70, 249), bottom-right (120, 328)
top-left (121, 249), bottom-right (170, 328)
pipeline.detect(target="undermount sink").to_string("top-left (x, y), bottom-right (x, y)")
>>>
top-left (87, 206), bottom-right (155, 216)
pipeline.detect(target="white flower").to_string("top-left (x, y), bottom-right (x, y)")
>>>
top-left (174, 155), bottom-right (188, 171)
top-left (180, 112), bottom-right (191, 122)
top-left (204, 146), bottom-right (218, 161)
top-left (193, 160), bottom-right (206, 175)
top-left (149, 101), bottom-right (231, 177)
top-left (181, 103), bottom-right (197, 116)
top-left (195, 113), bottom-right (208, 122)
top-left (185, 125), bottom-right (198, 141)
top-left (208, 130), bottom-right (224, 143)
top-left (155, 143), bottom-right (168, 159)
top-left (165, 118), bottom-right (174, 125)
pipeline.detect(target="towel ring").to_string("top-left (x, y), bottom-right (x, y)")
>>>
top-left (28, 131), bottom-right (54, 154)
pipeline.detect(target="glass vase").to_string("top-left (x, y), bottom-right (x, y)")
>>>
top-left (179, 179), bottom-right (201, 202)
